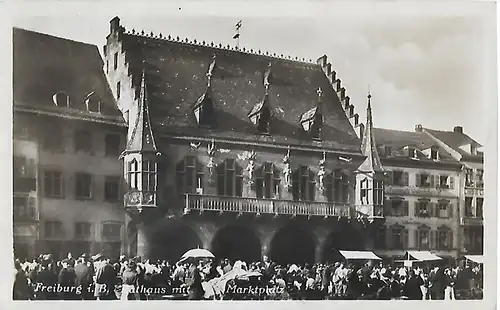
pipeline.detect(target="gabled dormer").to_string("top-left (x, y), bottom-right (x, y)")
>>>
top-left (193, 55), bottom-right (217, 128)
top-left (404, 145), bottom-right (419, 159)
top-left (300, 87), bottom-right (324, 141)
top-left (84, 91), bottom-right (101, 113)
top-left (248, 63), bottom-right (272, 135)
top-left (422, 145), bottom-right (440, 161)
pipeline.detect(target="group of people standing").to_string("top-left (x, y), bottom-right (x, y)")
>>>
top-left (13, 252), bottom-right (483, 300)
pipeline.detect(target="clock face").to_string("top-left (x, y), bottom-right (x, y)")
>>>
top-left (128, 192), bottom-right (141, 205)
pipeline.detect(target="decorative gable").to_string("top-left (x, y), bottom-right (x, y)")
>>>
top-left (193, 55), bottom-right (217, 128)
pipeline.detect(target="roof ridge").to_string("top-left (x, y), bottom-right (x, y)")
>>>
top-left (122, 28), bottom-right (319, 68)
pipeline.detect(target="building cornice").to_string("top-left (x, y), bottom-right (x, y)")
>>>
top-left (14, 106), bottom-right (127, 127)
top-left (159, 133), bottom-right (365, 158)
top-left (381, 157), bottom-right (462, 171)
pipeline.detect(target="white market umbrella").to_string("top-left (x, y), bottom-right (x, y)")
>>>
top-left (180, 248), bottom-right (215, 260)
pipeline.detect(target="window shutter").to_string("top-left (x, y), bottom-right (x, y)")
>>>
top-left (403, 229), bottom-right (409, 249)
top-left (415, 229), bottom-right (419, 250)
top-left (448, 203), bottom-right (453, 218)
top-left (432, 202), bottom-right (439, 217)
top-left (415, 173), bottom-right (420, 187)
top-left (448, 231), bottom-right (454, 249)
top-left (435, 175), bottom-right (441, 188)
top-left (430, 230), bottom-right (437, 250)
top-left (404, 172), bottom-right (409, 186)
top-left (386, 171), bottom-right (393, 185)
top-left (430, 175), bottom-right (435, 188)
top-left (404, 200), bottom-right (409, 216)
top-left (449, 176), bottom-right (454, 189)
top-left (414, 201), bottom-right (419, 217)
top-left (384, 199), bottom-right (391, 216)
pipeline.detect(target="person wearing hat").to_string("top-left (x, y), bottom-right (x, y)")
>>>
top-left (74, 255), bottom-right (95, 300)
top-left (93, 255), bottom-right (117, 300)
top-left (34, 256), bottom-right (58, 300)
top-left (13, 259), bottom-right (32, 300)
top-left (58, 258), bottom-right (77, 300)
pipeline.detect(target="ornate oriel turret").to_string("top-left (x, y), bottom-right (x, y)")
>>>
top-left (354, 92), bottom-right (385, 223)
top-left (121, 69), bottom-right (161, 215)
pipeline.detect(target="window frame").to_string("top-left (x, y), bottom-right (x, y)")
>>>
top-left (255, 163), bottom-right (280, 199)
top-left (216, 159), bottom-right (243, 197)
top-left (43, 170), bottom-right (64, 198)
top-left (104, 176), bottom-right (121, 202)
top-left (102, 222), bottom-right (122, 239)
top-left (74, 129), bottom-right (93, 153)
top-left (75, 172), bottom-right (93, 200)
top-left (176, 156), bottom-right (205, 195)
top-left (75, 222), bottom-right (92, 239)
top-left (128, 159), bottom-right (140, 190)
top-left (292, 165), bottom-right (316, 202)
top-left (44, 220), bottom-right (63, 238)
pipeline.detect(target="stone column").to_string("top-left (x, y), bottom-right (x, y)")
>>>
top-left (136, 223), bottom-right (150, 259)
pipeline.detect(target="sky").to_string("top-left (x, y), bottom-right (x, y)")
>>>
top-left (11, 0), bottom-right (497, 145)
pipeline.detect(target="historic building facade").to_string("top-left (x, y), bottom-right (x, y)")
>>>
top-left (13, 28), bottom-right (127, 260)
top-left (103, 17), bottom-right (384, 264)
top-left (372, 128), bottom-right (462, 259)
top-left (422, 126), bottom-right (484, 255)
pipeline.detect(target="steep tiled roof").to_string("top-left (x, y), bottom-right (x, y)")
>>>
top-left (373, 127), bottom-right (455, 161)
top-left (423, 128), bottom-right (482, 157)
top-left (118, 31), bottom-right (361, 153)
top-left (13, 28), bottom-right (123, 120)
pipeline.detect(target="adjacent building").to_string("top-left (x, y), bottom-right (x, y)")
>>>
top-left (372, 127), bottom-right (462, 260)
top-left (422, 126), bottom-right (484, 255)
top-left (13, 28), bottom-right (127, 260)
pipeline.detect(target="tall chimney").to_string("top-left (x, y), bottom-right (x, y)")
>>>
top-left (110, 16), bottom-right (121, 34)
top-left (453, 126), bottom-right (463, 134)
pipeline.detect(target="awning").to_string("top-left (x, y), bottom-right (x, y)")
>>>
top-left (340, 250), bottom-right (382, 260)
top-left (405, 251), bottom-right (442, 261)
top-left (465, 255), bottom-right (484, 264)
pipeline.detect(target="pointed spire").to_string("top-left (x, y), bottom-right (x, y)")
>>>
top-left (123, 69), bottom-right (159, 154)
top-left (358, 92), bottom-right (383, 173)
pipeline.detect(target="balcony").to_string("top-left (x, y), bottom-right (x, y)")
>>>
top-left (385, 185), bottom-right (455, 198)
top-left (460, 217), bottom-right (483, 226)
top-left (183, 194), bottom-right (351, 218)
top-left (464, 187), bottom-right (484, 197)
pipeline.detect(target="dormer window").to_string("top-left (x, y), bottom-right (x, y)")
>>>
top-left (430, 148), bottom-right (439, 160)
top-left (85, 92), bottom-right (101, 113)
top-left (385, 146), bottom-right (392, 157)
top-left (248, 100), bottom-right (271, 135)
top-left (52, 92), bottom-right (70, 107)
top-left (300, 107), bottom-right (323, 141)
top-left (406, 146), bottom-right (417, 159)
top-left (194, 94), bottom-right (216, 128)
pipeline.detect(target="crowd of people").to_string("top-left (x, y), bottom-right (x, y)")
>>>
top-left (13, 252), bottom-right (483, 301)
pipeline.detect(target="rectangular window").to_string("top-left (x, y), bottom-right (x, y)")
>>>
top-left (375, 227), bottom-right (386, 249)
top-left (419, 174), bottom-right (432, 187)
top-left (408, 147), bottom-right (417, 158)
top-left (114, 52), bottom-right (118, 70)
top-left (74, 130), bottom-right (92, 153)
top-left (102, 223), bottom-right (121, 239)
top-left (465, 197), bottom-right (473, 217)
top-left (417, 201), bottom-right (430, 217)
top-left (117, 82), bottom-right (121, 99)
top-left (373, 180), bottom-right (384, 205)
top-left (393, 171), bottom-right (404, 186)
top-left (43, 171), bottom-right (64, 198)
top-left (391, 200), bottom-right (405, 217)
top-left (430, 149), bottom-right (439, 160)
top-left (45, 220), bottom-right (63, 238)
top-left (360, 179), bottom-right (369, 204)
top-left (105, 134), bottom-right (121, 157)
top-left (142, 160), bottom-right (157, 192)
top-left (391, 228), bottom-right (405, 250)
top-left (438, 230), bottom-right (451, 250)
top-left (75, 173), bottom-right (92, 199)
top-left (104, 176), bottom-right (120, 201)
top-left (476, 198), bottom-right (483, 218)
top-left (439, 175), bottom-right (449, 188)
top-left (465, 168), bottom-right (473, 187)
top-left (476, 169), bottom-right (484, 187)
top-left (75, 222), bottom-right (92, 238)
top-left (42, 125), bottom-right (63, 152)
top-left (418, 229), bottom-right (430, 250)
top-left (438, 202), bottom-right (449, 218)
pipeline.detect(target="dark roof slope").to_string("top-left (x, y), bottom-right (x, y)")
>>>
top-left (120, 33), bottom-right (361, 153)
top-left (373, 127), bottom-right (455, 161)
top-left (424, 128), bottom-right (482, 156)
top-left (13, 28), bottom-right (122, 119)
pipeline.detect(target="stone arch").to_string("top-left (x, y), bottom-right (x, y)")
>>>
top-left (270, 225), bottom-right (316, 265)
top-left (322, 224), bottom-right (365, 264)
top-left (211, 225), bottom-right (261, 264)
top-left (148, 221), bottom-right (203, 263)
